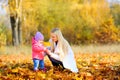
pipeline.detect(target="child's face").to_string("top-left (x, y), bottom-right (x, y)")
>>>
top-left (38, 40), bottom-right (43, 44)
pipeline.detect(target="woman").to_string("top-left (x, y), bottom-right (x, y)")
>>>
top-left (47, 28), bottom-right (78, 73)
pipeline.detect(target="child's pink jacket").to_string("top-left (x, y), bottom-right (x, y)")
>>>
top-left (32, 38), bottom-right (46, 60)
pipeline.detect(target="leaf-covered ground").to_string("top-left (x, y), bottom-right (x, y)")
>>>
top-left (0, 53), bottom-right (120, 80)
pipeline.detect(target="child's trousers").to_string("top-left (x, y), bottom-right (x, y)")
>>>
top-left (33, 58), bottom-right (44, 71)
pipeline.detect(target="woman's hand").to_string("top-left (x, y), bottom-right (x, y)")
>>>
top-left (45, 49), bottom-right (51, 55)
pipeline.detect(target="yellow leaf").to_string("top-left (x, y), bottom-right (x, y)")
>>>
top-left (43, 42), bottom-right (50, 47)
top-left (12, 68), bottom-right (18, 73)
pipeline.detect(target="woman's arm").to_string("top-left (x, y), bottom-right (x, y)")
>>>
top-left (46, 49), bottom-right (60, 61)
top-left (50, 53), bottom-right (60, 60)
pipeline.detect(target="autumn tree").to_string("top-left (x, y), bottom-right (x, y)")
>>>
top-left (8, 0), bottom-right (22, 46)
top-left (5, 0), bottom-right (120, 45)
top-left (110, 3), bottom-right (120, 28)
top-left (110, 3), bottom-right (120, 42)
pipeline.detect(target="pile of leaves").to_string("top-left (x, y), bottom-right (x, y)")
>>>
top-left (0, 53), bottom-right (120, 80)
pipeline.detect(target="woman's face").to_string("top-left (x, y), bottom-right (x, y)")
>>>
top-left (51, 33), bottom-right (58, 42)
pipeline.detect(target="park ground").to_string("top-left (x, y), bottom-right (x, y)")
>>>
top-left (0, 44), bottom-right (120, 80)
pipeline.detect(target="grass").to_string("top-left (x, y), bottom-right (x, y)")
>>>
top-left (72, 44), bottom-right (120, 54)
top-left (0, 44), bottom-right (120, 54)
top-left (0, 45), bottom-right (31, 54)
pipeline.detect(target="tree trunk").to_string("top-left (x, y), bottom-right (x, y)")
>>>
top-left (16, 0), bottom-right (22, 45)
top-left (15, 16), bottom-right (19, 46)
top-left (9, 0), bottom-right (22, 46)
top-left (18, 18), bottom-right (22, 44)
top-left (10, 16), bottom-right (19, 46)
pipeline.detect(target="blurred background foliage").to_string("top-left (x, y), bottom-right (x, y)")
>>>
top-left (0, 0), bottom-right (120, 46)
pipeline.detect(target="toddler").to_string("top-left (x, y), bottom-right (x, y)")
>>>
top-left (32, 31), bottom-right (47, 72)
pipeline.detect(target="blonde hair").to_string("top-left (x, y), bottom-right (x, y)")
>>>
top-left (50, 28), bottom-right (70, 60)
